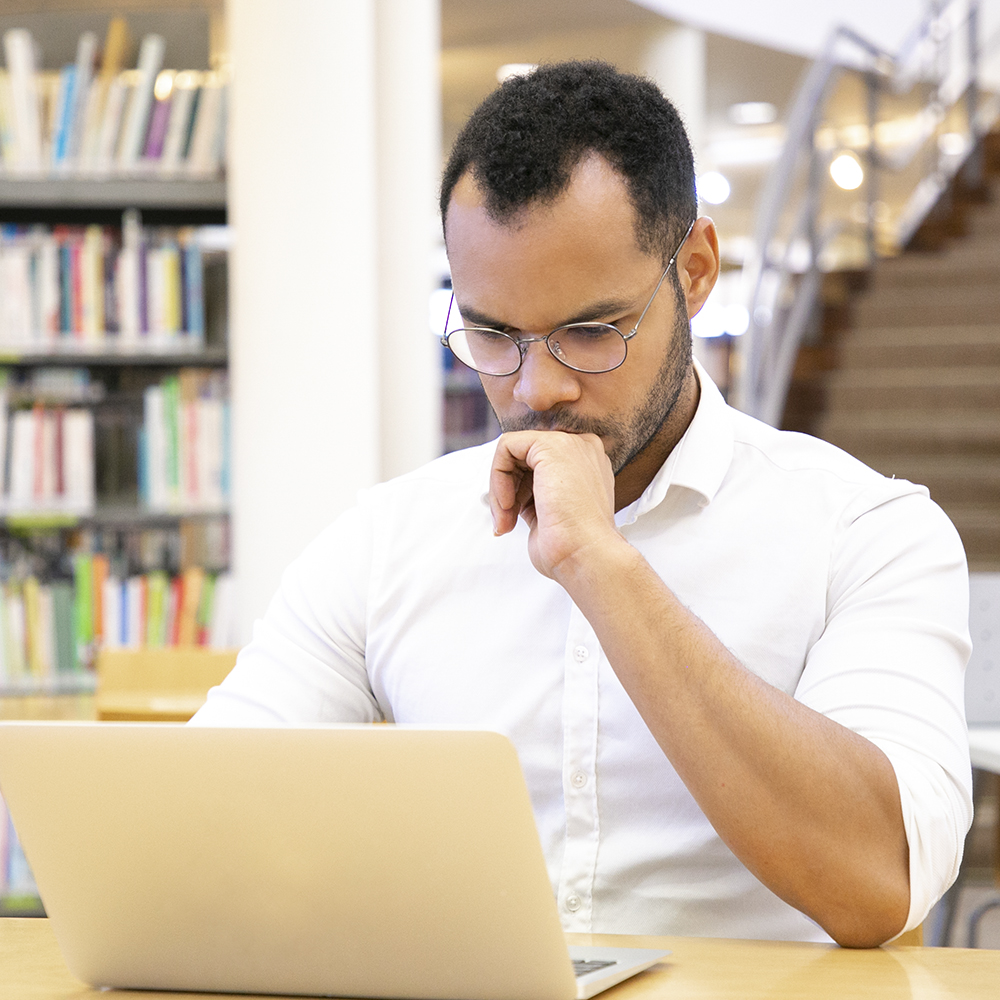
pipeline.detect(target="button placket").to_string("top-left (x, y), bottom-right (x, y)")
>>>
top-left (558, 605), bottom-right (601, 931)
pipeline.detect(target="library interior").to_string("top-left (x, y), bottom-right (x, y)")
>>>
top-left (2, 0), bottom-right (1000, 996)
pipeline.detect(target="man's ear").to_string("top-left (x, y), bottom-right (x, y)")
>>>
top-left (677, 217), bottom-right (721, 319)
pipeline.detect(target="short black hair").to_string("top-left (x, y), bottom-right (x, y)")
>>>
top-left (440, 60), bottom-right (697, 262)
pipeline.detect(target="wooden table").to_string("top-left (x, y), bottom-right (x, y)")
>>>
top-left (3, 919), bottom-right (1000, 1000)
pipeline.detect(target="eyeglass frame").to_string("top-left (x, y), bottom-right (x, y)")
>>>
top-left (440, 219), bottom-right (696, 377)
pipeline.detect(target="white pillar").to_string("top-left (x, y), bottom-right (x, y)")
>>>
top-left (227, 0), bottom-right (379, 643)
top-left (643, 24), bottom-right (706, 169)
top-left (228, 0), bottom-right (442, 642)
top-left (376, 0), bottom-right (443, 480)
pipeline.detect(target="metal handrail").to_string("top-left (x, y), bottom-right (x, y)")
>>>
top-left (732, 0), bottom-right (993, 426)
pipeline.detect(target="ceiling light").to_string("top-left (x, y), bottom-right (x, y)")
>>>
top-left (496, 63), bottom-right (537, 84)
top-left (697, 172), bottom-right (731, 205)
top-left (728, 102), bottom-right (777, 126)
top-left (705, 135), bottom-right (784, 167)
top-left (830, 153), bottom-right (864, 191)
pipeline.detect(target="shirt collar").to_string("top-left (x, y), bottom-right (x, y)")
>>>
top-left (615, 358), bottom-right (735, 527)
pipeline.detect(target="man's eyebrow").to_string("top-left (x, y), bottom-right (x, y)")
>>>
top-left (455, 297), bottom-right (635, 331)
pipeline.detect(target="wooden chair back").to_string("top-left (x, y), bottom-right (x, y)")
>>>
top-left (95, 647), bottom-right (238, 722)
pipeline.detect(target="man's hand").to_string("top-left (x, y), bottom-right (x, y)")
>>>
top-left (488, 430), bottom-right (622, 579)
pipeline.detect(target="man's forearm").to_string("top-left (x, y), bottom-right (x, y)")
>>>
top-left (553, 534), bottom-right (911, 948)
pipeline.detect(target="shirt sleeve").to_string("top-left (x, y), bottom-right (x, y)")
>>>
top-left (793, 488), bottom-right (973, 936)
top-left (189, 500), bottom-right (380, 727)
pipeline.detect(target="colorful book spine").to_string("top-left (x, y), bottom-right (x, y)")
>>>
top-left (0, 221), bottom-right (215, 347)
top-left (51, 65), bottom-right (77, 166)
top-left (73, 553), bottom-right (94, 664)
top-left (144, 95), bottom-right (172, 160)
top-left (0, 25), bottom-right (224, 178)
top-left (0, 561), bottom-right (230, 694)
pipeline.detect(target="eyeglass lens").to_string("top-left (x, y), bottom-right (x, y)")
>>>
top-left (449, 324), bottom-right (627, 376)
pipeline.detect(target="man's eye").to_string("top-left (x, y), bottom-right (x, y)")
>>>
top-left (470, 328), bottom-right (511, 342)
top-left (565, 324), bottom-right (619, 340)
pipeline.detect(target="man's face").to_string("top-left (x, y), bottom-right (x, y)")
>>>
top-left (444, 154), bottom-right (714, 477)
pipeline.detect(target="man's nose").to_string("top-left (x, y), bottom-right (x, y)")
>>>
top-left (512, 339), bottom-right (582, 412)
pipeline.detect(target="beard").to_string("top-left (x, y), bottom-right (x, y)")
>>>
top-left (494, 289), bottom-right (693, 475)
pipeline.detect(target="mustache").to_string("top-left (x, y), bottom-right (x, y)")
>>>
top-left (499, 410), bottom-right (617, 438)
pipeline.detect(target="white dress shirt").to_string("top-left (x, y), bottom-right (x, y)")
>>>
top-left (192, 364), bottom-right (973, 942)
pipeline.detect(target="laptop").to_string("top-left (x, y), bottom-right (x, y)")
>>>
top-left (0, 722), bottom-right (668, 999)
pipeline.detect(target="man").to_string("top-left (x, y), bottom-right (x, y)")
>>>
top-left (192, 62), bottom-right (972, 948)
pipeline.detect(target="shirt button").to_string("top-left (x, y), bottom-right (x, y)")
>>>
top-left (573, 646), bottom-right (589, 663)
top-left (571, 770), bottom-right (588, 789)
top-left (565, 894), bottom-right (582, 912)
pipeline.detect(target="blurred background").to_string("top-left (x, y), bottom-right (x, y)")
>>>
top-left (0, 0), bottom-right (998, 947)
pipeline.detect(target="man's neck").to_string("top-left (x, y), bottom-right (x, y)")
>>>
top-left (613, 367), bottom-right (701, 512)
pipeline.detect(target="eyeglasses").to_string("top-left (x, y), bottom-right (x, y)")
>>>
top-left (441, 220), bottom-right (695, 377)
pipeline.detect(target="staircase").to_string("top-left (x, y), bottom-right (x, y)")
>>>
top-left (785, 152), bottom-right (1000, 571)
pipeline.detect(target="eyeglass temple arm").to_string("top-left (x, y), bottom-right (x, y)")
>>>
top-left (627, 219), bottom-right (697, 338)
top-left (440, 290), bottom-right (456, 344)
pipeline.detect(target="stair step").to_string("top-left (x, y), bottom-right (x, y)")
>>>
top-left (859, 284), bottom-right (1000, 306)
top-left (854, 301), bottom-right (1000, 327)
top-left (848, 455), bottom-right (1000, 504)
top-left (820, 411), bottom-right (1000, 454)
top-left (825, 367), bottom-right (1000, 409)
top-left (871, 252), bottom-right (1000, 288)
top-left (968, 213), bottom-right (1000, 236)
top-left (826, 367), bottom-right (1000, 410)
top-left (936, 502), bottom-right (1000, 569)
top-left (839, 338), bottom-right (1000, 369)
top-left (839, 325), bottom-right (1000, 347)
top-left (801, 172), bottom-right (1000, 571)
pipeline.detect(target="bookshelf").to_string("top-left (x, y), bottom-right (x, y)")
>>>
top-left (0, 177), bottom-right (225, 209)
top-left (443, 361), bottom-right (499, 454)
top-left (0, 17), bottom-right (234, 675)
top-left (0, 6), bottom-right (231, 915)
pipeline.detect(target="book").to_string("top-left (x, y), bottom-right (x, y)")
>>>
top-left (4, 585), bottom-right (26, 685)
top-left (2, 29), bottom-right (43, 172)
top-left (0, 23), bottom-right (222, 179)
top-left (145, 570), bottom-right (168, 648)
top-left (117, 35), bottom-right (165, 171)
top-left (93, 72), bottom-right (130, 172)
top-left (33, 230), bottom-right (60, 341)
top-left (73, 553), bottom-right (94, 663)
top-left (158, 73), bottom-right (199, 175)
top-left (181, 231), bottom-right (205, 339)
top-left (63, 408), bottom-right (95, 511)
top-left (0, 218), bottom-right (216, 348)
top-left (0, 233), bottom-right (33, 343)
top-left (177, 566), bottom-right (204, 646)
top-left (186, 73), bottom-right (226, 177)
top-left (38, 71), bottom-right (61, 168)
top-left (143, 84), bottom-right (173, 161)
top-left (91, 553), bottom-right (109, 646)
top-left (80, 225), bottom-right (105, 339)
top-left (22, 576), bottom-right (44, 678)
top-left (51, 65), bottom-right (77, 167)
top-left (66, 32), bottom-right (98, 165)
top-left (8, 409), bottom-right (35, 508)
top-left (7, 404), bottom-right (95, 512)
top-left (0, 558), bottom-right (231, 693)
top-left (80, 18), bottom-right (129, 171)
top-left (52, 580), bottom-right (77, 674)
top-left (0, 71), bottom-right (16, 164)
top-left (125, 575), bottom-right (145, 649)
